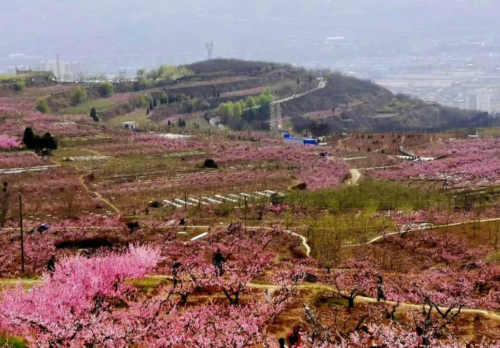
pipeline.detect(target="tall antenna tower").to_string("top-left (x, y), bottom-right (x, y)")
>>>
top-left (205, 42), bottom-right (214, 60)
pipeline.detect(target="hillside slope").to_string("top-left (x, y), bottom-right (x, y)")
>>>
top-left (280, 73), bottom-right (496, 134)
top-left (177, 60), bottom-right (497, 133)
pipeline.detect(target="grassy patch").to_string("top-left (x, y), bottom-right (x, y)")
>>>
top-left (377, 98), bottom-right (417, 114)
top-left (485, 251), bottom-right (500, 263)
top-left (131, 277), bottom-right (169, 290)
top-left (479, 127), bottom-right (500, 137)
top-left (106, 109), bottom-right (158, 131)
top-left (94, 154), bottom-right (180, 177)
top-left (0, 74), bottom-right (26, 82)
top-left (59, 97), bottom-right (117, 115)
top-left (284, 179), bottom-right (449, 212)
top-left (0, 335), bottom-right (27, 348)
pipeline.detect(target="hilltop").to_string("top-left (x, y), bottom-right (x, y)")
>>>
top-left (0, 59), bottom-right (496, 135)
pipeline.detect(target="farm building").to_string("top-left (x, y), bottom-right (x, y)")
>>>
top-left (283, 133), bottom-right (319, 146)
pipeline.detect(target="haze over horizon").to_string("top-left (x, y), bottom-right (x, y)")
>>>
top-left (1, 0), bottom-right (499, 74)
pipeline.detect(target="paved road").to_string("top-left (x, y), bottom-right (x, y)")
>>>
top-left (272, 78), bottom-right (327, 105)
top-left (0, 165), bottom-right (59, 175)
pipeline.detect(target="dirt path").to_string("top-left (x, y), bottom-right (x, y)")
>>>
top-left (189, 226), bottom-right (312, 257)
top-left (347, 168), bottom-right (361, 186)
top-left (248, 283), bottom-right (500, 322)
top-left (79, 173), bottom-right (121, 216)
top-left (284, 229), bottom-right (311, 257)
top-left (52, 147), bottom-right (122, 217)
top-left (345, 216), bottom-right (500, 248)
top-left (2, 275), bottom-right (499, 322)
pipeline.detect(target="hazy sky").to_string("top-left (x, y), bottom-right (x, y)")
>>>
top-left (1, 0), bottom-right (498, 72)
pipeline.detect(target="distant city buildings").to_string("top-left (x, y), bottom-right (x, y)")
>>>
top-left (45, 59), bottom-right (72, 82)
top-left (376, 75), bottom-right (500, 114)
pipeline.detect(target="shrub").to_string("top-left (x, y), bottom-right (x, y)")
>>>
top-left (203, 159), bottom-right (218, 169)
top-left (0, 335), bottom-right (27, 348)
top-left (35, 98), bottom-right (50, 113)
top-left (70, 86), bottom-right (88, 106)
top-left (90, 107), bottom-right (99, 122)
top-left (98, 82), bottom-right (114, 97)
top-left (13, 80), bottom-right (25, 92)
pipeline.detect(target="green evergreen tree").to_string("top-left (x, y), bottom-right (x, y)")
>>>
top-left (22, 127), bottom-right (36, 149)
top-left (41, 132), bottom-right (57, 152)
top-left (90, 107), bottom-right (99, 122)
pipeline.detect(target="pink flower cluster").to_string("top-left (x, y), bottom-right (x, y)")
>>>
top-left (0, 97), bottom-right (99, 138)
top-left (0, 226), bottom-right (297, 347)
top-left (210, 142), bottom-right (349, 189)
top-left (0, 245), bottom-right (161, 346)
top-left (372, 138), bottom-right (500, 186)
top-left (90, 133), bottom-right (203, 156)
top-left (0, 135), bottom-right (21, 150)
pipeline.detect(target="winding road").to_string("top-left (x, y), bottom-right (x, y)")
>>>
top-left (271, 77), bottom-right (327, 106)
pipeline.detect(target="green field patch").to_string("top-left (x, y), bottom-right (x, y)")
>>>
top-left (485, 251), bottom-right (500, 263)
top-left (0, 74), bottom-right (27, 82)
top-left (94, 154), bottom-right (181, 177)
top-left (59, 97), bottom-right (118, 115)
top-left (0, 335), bottom-right (27, 348)
top-left (106, 109), bottom-right (158, 131)
top-left (167, 151), bottom-right (207, 158)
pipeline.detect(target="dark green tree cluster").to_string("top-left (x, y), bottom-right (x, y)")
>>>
top-left (22, 127), bottom-right (58, 154)
top-left (155, 91), bottom-right (170, 105)
top-left (133, 66), bottom-right (193, 91)
top-left (97, 82), bottom-right (114, 97)
top-left (146, 92), bottom-right (172, 115)
top-left (128, 94), bottom-right (153, 110)
top-left (180, 97), bottom-right (210, 113)
top-left (217, 90), bottom-right (272, 130)
top-left (177, 118), bottom-right (186, 128)
top-left (143, 65), bottom-right (193, 81)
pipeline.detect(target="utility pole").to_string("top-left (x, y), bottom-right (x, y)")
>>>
top-left (244, 196), bottom-right (248, 232)
top-left (19, 194), bottom-right (25, 274)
